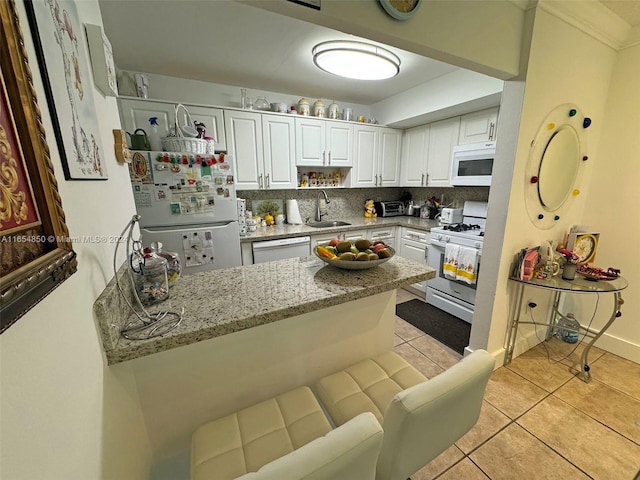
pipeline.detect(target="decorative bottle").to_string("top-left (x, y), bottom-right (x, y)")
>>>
top-left (148, 117), bottom-right (163, 151)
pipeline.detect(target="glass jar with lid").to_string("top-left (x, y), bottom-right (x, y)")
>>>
top-left (254, 96), bottom-right (270, 111)
top-left (134, 247), bottom-right (169, 305)
top-left (328, 101), bottom-right (340, 119)
top-left (150, 241), bottom-right (181, 284)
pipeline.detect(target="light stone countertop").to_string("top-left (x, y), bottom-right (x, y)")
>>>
top-left (94, 255), bottom-right (435, 365)
top-left (240, 216), bottom-right (440, 242)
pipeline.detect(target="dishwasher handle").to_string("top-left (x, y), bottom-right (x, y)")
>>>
top-left (252, 236), bottom-right (311, 249)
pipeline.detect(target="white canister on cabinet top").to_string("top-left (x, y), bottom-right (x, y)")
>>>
top-left (298, 98), bottom-right (310, 116)
top-left (313, 99), bottom-right (326, 118)
top-left (328, 101), bottom-right (340, 119)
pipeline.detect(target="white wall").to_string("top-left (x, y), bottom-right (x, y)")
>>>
top-left (579, 43), bottom-right (640, 358)
top-left (0, 1), bottom-right (151, 479)
top-left (243, 0), bottom-right (526, 80)
top-left (473, 6), bottom-right (639, 363)
top-left (372, 69), bottom-right (504, 128)
top-left (117, 69), bottom-right (372, 120)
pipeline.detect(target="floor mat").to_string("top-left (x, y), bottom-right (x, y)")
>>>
top-left (396, 299), bottom-right (471, 355)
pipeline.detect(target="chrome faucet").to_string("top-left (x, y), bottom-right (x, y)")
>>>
top-left (315, 190), bottom-right (330, 221)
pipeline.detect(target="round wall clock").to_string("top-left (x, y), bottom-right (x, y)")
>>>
top-left (379, 0), bottom-right (422, 20)
top-left (573, 234), bottom-right (598, 264)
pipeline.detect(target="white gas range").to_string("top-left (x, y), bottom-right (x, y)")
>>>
top-left (427, 201), bottom-right (488, 324)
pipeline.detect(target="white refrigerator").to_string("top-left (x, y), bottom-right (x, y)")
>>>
top-left (128, 151), bottom-right (242, 274)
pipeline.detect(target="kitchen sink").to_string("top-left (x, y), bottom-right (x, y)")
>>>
top-left (307, 221), bottom-right (352, 228)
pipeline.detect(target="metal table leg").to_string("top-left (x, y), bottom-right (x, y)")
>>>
top-left (504, 282), bottom-right (525, 365)
top-left (576, 292), bottom-right (624, 382)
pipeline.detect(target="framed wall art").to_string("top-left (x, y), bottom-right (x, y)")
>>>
top-left (1, 0), bottom-right (78, 332)
top-left (24, 0), bottom-right (107, 180)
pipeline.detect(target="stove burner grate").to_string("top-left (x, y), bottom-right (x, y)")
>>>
top-left (442, 223), bottom-right (481, 232)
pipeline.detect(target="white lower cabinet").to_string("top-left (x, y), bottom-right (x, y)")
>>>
top-left (368, 227), bottom-right (397, 250)
top-left (343, 230), bottom-right (368, 242)
top-left (311, 229), bottom-right (368, 247)
top-left (398, 228), bottom-right (430, 294)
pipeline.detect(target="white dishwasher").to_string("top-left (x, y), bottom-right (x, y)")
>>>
top-left (252, 236), bottom-right (311, 264)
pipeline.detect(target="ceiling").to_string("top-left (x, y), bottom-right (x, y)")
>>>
top-left (601, 0), bottom-right (640, 26)
top-left (98, 0), bottom-right (460, 106)
top-left (99, 1), bottom-right (638, 107)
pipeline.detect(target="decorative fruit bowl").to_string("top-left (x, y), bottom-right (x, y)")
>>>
top-left (576, 265), bottom-right (621, 281)
top-left (314, 238), bottom-right (395, 270)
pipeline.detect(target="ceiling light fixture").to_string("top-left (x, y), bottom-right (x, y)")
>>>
top-left (312, 40), bottom-right (400, 81)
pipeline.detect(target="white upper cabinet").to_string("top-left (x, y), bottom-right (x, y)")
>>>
top-left (295, 118), bottom-right (353, 167)
top-left (118, 98), bottom-right (176, 138)
top-left (427, 117), bottom-right (461, 187)
top-left (224, 111), bottom-right (264, 190)
top-left (352, 125), bottom-right (378, 187)
top-left (400, 125), bottom-right (430, 187)
top-left (326, 122), bottom-right (353, 167)
top-left (352, 125), bottom-right (402, 187)
top-left (117, 98), bottom-right (227, 151)
top-left (226, 111), bottom-right (297, 190)
top-left (181, 105), bottom-right (227, 151)
top-left (261, 114), bottom-right (297, 190)
top-left (458, 107), bottom-right (498, 144)
top-left (378, 128), bottom-right (402, 187)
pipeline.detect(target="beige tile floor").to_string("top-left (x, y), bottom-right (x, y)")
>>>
top-left (394, 289), bottom-right (640, 480)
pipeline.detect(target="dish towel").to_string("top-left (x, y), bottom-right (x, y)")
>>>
top-left (456, 247), bottom-right (479, 285)
top-left (443, 244), bottom-right (460, 280)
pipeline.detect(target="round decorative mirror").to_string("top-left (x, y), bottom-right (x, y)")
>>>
top-left (525, 104), bottom-right (591, 229)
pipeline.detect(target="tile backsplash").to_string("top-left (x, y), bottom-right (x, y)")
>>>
top-left (240, 187), bottom-right (489, 221)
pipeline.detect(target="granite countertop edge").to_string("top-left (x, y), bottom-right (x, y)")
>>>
top-left (101, 262), bottom-right (436, 365)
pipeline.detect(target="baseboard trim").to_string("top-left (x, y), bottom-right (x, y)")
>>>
top-left (508, 326), bottom-right (640, 364)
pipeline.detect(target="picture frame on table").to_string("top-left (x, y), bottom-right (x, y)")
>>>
top-left (1, 0), bottom-right (78, 332)
top-left (24, 0), bottom-right (107, 180)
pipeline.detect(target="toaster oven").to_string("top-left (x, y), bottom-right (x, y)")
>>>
top-left (373, 201), bottom-right (405, 217)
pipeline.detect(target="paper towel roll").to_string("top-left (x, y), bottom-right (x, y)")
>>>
top-left (286, 199), bottom-right (303, 224)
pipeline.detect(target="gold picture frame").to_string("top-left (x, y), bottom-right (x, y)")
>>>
top-left (1, 0), bottom-right (77, 333)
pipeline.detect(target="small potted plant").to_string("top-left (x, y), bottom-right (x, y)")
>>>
top-left (558, 248), bottom-right (579, 280)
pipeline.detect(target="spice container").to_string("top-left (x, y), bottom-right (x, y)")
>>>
top-left (135, 248), bottom-right (169, 305)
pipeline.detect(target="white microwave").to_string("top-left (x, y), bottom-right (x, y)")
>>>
top-left (450, 141), bottom-right (496, 186)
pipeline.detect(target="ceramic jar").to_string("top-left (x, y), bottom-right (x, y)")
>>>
top-left (298, 98), bottom-right (310, 116)
top-left (313, 99), bottom-right (326, 118)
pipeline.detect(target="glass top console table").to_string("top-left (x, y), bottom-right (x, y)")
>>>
top-left (505, 274), bottom-right (628, 382)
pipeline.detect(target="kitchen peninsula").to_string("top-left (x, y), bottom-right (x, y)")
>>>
top-left (94, 255), bottom-right (435, 462)
top-left (95, 255), bottom-right (435, 365)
